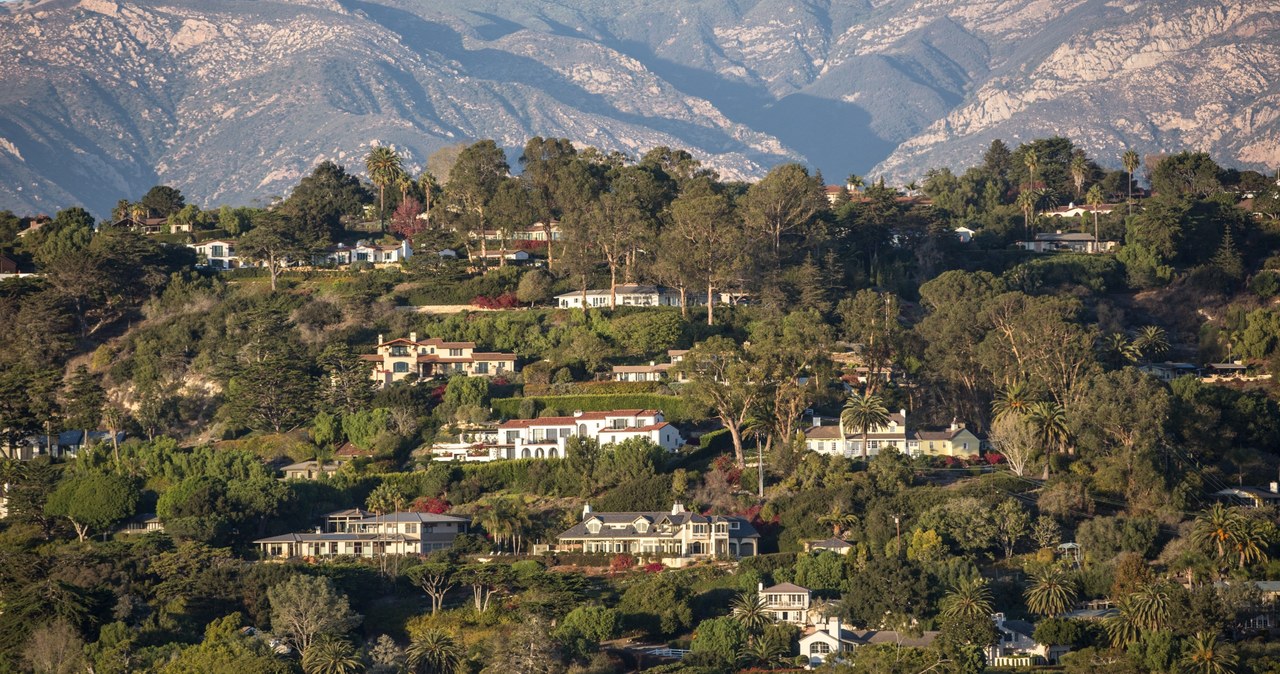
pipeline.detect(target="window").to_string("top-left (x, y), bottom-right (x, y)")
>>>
top-left (391, 346), bottom-right (409, 356)
top-left (611, 418), bottom-right (627, 429)
top-left (393, 362), bottom-right (409, 373)
top-left (810, 642), bottom-right (831, 655)
top-left (475, 362), bottom-right (489, 374)
top-left (693, 524), bottom-right (707, 535)
top-left (211, 245), bottom-right (224, 257)
top-left (356, 252), bottom-right (369, 261)
top-left (449, 348), bottom-right (463, 357)
top-left (586, 520), bottom-right (601, 534)
top-left (329, 542), bottom-right (339, 554)
top-left (404, 523), bottom-right (418, 534)
top-left (729, 521), bottom-right (740, 530)
top-left (634, 520), bottom-right (649, 533)
top-left (560, 428), bottom-right (571, 439)
top-left (505, 430), bottom-right (519, 443)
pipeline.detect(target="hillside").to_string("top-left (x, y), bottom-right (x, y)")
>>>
top-left (1, 0), bottom-right (1278, 215)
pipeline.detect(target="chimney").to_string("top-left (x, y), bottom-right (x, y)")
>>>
top-left (377, 334), bottom-right (384, 345)
top-left (671, 502), bottom-right (686, 515)
top-left (900, 408), bottom-right (907, 420)
top-left (827, 616), bottom-right (840, 637)
top-left (758, 582), bottom-right (764, 594)
top-left (950, 417), bottom-right (957, 432)
top-left (573, 410), bottom-right (584, 418)
top-left (813, 416), bottom-right (821, 427)
top-left (410, 331), bottom-right (417, 343)
top-left (1270, 482), bottom-right (1279, 494)
top-left (582, 503), bottom-right (592, 520)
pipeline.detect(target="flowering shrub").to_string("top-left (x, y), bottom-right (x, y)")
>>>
top-left (642, 562), bottom-right (664, 573)
top-left (610, 553), bottom-right (636, 575)
top-left (470, 292), bottom-right (520, 309)
top-left (409, 496), bottom-right (450, 514)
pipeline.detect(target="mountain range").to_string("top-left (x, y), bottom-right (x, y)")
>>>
top-left (1, 0), bottom-right (1278, 215)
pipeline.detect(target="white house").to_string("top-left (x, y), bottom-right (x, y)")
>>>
top-left (254, 509), bottom-right (469, 559)
top-left (760, 582), bottom-right (812, 625)
top-left (798, 618), bottom-right (940, 669)
top-left (361, 333), bottom-right (518, 386)
top-left (802, 410), bottom-right (908, 458)
top-left (494, 409), bottom-right (683, 459)
top-left (610, 350), bottom-right (690, 383)
top-left (190, 239), bottom-right (248, 270)
top-left (556, 284), bottom-right (696, 309)
top-left (1042, 202), bottom-right (1118, 218)
top-left (988, 613), bottom-right (1061, 667)
top-left (1019, 232), bottom-right (1117, 254)
top-left (955, 227), bottom-right (976, 243)
top-left (555, 502), bottom-right (759, 562)
top-left (1138, 361), bottom-right (1200, 382)
top-left (316, 240), bottom-right (413, 266)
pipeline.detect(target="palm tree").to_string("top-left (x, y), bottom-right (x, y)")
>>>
top-left (365, 146), bottom-right (404, 228)
top-left (397, 174), bottom-right (414, 204)
top-left (1104, 595), bottom-right (1143, 648)
top-left (302, 636), bottom-right (365, 674)
top-left (841, 392), bottom-right (891, 462)
top-left (1133, 325), bottom-right (1170, 361)
top-left (1070, 154), bottom-right (1088, 199)
top-left (406, 629), bottom-right (462, 674)
top-left (1023, 149), bottom-right (1040, 190)
top-left (1085, 184), bottom-right (1105, 246)
top-left (738, 638), bottom-right (787, 670)
top-left (1026, 401), bottom-right (1069, 456)
top-left (1191, 504), bottom-right (1245, 564)
top-left (847, 174), bottom-right (864, 194)
top-left (940, 577), bottom-right (994, 622)
top-left (1123, 150), bottom-right (1141, 214)
top-left (1180, 632), bottom-right (1238, 674)
top-left (1130, 582), bottom-right (1173, 632)
top-left (905, 180), bottom-right (919, 195)
top-left (1016, 189), bottom-right (1039, 240)
top-left (817, 509), bottom-right (859, 538)
top-left (992, 380), bottom-right (1035, 421)
top-left (1024, 567), bottom-right (1077, 618)
top-left (731, 591), bottom-right (773, 633)
top-left (1102, 332), bottom-right (1140, 365)
top-left (419, 171), bottom-right (438, 228)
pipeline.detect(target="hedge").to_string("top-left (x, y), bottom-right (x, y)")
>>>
top-left (522, 381), bottom-right (665, 396)
top-left (491, 394), bottom-right (702, 422)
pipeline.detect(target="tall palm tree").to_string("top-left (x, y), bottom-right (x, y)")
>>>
top-left (1016, 189), bottom-right (1039, 240)
top-left (992, 381), bottom-right (1035, 421)
top-left (1026, 401), bottom-right (1069, 456)
top-left (731, 591), bottom-right (773, 632)
top-left (1180, 632), bottom-right (1238, 674)
top-left (1085, 184), bottom-right (1105, 246)
top-left (841, 392), bottom-right (891, 462)
top-left (302, 636), bottom-right (365, 674)
top-left (817, 509), bottom-right (859, 538)
top-left (419, 171), bottom-right (438, 228)
top-left (365, 146), bottom-right (404, 228)
top-left (1070, 154), bottom-right (1088, 199)
top-left (1023, 149), bottom-right (1040, 191)
top-left (1024, 567), bottom-right (1076, 618)
top-left (940, 577), bottom-right (994, 622)
top-left (406, 629), bottom-right (462, 674)
top-left (397, 174), bottom-right (414, 204)
top-left (1123, 150), bottom-right (1141, 214)
top-left (1102, 332), bottom-right (1140, 365)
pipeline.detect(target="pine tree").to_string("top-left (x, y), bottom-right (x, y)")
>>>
top-left (1212, 228), bottom-right (1244, 281)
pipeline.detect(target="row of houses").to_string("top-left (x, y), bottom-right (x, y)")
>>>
top-left (190, 239), bottom-right (414, 271)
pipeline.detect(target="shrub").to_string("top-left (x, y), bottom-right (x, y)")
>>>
top-left (491, 394), bottom-right (699, 422)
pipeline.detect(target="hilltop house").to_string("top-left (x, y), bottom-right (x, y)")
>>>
top-left (1042, 202), bottom-right (1118, 218)
top-left (805, 538), bottom-right (854, 555)
top-left (760, 582), bottom-right (812, 625)
top-left (475, 221), bottom-right (561, 243)
top-left (610, 350), bottom-right (690, 383)
top-left (112, 216), bottom-right (169, 235)
top-left (988, 613), bottom-right (1058, 667)
top-left (254, 509), bottom-right (469, 559)
top-left (362, 333), bottom-right (518, 386)
top-left (316, 240), bottom-right (412, 266)
top-left (1019, 231), bottom-right (1117, 254)
top-left (556, 284), bottom-right (693, 309)
top-left (1138, 361), bottom-right (1200, 382)
top-left (554, 502), bottom-right (759, 562)
top-left (803, 413), bottom-right (980, 458)
top-left (799, 617), bottom-right (941, 669)
top-left (1213, 484), bottom-right (1280, 509)
top-left (190, 239), bottom-right (247, 270)
top-left (495, 409), bottom-right (684, 459)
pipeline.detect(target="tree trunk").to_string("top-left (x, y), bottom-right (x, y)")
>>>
top-left (706, 283), bottom-right (715, 326)
top-left (679, 287), bottom-right (687, 318)
top-left (609, 264), bottom-right (618, 310)
top-left (861, 430), bottom-right (869, 462)
top-left (727, 421), bottom-right (745, 468)
top-left (72, 520), bottom-right (89, 542)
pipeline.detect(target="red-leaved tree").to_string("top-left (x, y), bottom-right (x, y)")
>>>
top-left (390, 197), bottom-right (425, 241)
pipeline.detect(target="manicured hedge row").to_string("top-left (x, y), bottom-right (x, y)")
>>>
top-left (491, 394), bottom-right (702, 422)
top-left (523, 380), bottom-right (665, 396)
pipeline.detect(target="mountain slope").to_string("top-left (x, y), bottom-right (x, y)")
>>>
top-left (0, 0), bottom-right (1276, 215)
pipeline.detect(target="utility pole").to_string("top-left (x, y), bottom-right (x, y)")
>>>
top-left (894, 514), bottom-right (902, 557)
top-left (757, 440), bottom-right (764, 498)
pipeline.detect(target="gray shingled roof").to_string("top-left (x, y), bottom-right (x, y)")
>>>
top-left (558, 510), bottom-right (759, 539)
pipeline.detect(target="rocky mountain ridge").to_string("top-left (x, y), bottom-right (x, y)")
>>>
top-left (0, 0), bottom-right (1276, 215)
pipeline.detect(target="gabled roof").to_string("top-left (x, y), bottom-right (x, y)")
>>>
top-left (762, 582), bottom-right (809, 594)
top-left (810, 537), bottom-right (853, 550)
top-left (558, 510), bottom-right (759, 540)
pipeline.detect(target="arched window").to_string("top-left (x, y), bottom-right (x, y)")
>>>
top-left (548, 448), bottom-right (559, 459)
top-left (521, 448), bottom-right (530, 459)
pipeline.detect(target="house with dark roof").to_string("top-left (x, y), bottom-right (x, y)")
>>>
top-left (1019, 231), bottom-right (1117, 254)
top-left (555, 502), bottom-right (759, 564)
top-left (254, 509), bottom-right (468, 559)
top-left (909, 422), bottom-right (982, 458)
top-left (805, 538), bottom-right (854, 555)
top-left (802, 410), bottom-right (908, 457)
top-left (362, 333), bottom-right (518, 386)
top-left (1213, 485), bottom-right (1280, 509)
